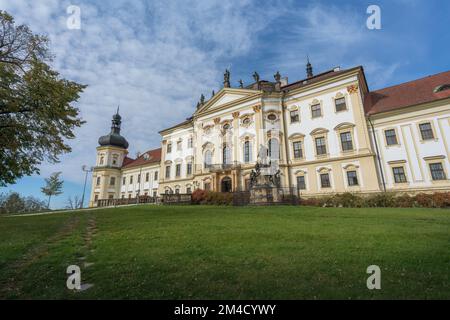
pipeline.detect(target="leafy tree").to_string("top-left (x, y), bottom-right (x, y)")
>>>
top-left (41, 172), bottom-right (64, 208)
top-left (0, 11), bottom-right (86, 186)
top-left (0, 191), bottom-right (47, 214)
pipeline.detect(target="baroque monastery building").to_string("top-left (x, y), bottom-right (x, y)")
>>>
top-left (89, 64), bottom-right (450, 207)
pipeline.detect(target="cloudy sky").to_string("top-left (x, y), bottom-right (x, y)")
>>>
top-left (1, 0), bottom-right (449, 208)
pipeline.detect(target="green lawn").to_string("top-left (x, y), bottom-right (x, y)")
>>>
top-left (0, 205), bottom-right (449, 299)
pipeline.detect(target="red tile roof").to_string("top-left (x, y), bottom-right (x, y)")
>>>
top-left (365, 70), bottom-right (450, 115)
top-left (121, 148), bottom-right (161, 169)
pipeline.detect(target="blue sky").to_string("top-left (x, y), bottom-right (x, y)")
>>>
top-left (1, 0), bottom-right (449, 209)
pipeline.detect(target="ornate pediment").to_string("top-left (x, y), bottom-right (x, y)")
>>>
top-left (195, 88), bottom-right (261, 116)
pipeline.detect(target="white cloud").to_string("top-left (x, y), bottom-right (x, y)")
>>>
top-left (0, 0), bottom-right (278, 184)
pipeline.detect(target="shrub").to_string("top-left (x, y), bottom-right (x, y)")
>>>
top-left (191, 189), bottom-right (207, 205)
top-left (299, 198), bottom-right (320, 206)
top-left (333, 193), bottom-right (364, 208)
top-left (414, 193), bottom-right (433, 208)
top-left (394, 194), bottom-right (415, 208)
top-left (365, 192), bottom-right (397, 207)
top-left (432, 192), bottom-right (450, 208)
top-left (204, 192), bottom-right (233, 205)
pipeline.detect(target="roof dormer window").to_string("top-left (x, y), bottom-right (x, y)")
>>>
top-left (433, 84), bottom-right (450, 93)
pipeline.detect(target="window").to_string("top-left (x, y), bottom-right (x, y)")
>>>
top-left (137, 174), bottom-right (141, 184)
top-left (188, 137), bottom-right (193, 148)
top-left (94, 194), bottom-right (99, 201)
top-left (110, 177), bottom-right (116, 186)
top-left (297, 176), bottom-right (306, 190)
top-left (242, 117), bottom-right (251, 125)
top-left (311, 104), bottom-right (321, 118)
top-left (268, 138), bottom-right (280, 160)
top-left (267, 113), bottom-right (277, 121)
top-left (99, 156), bottom-right (104, 165)
top-left (385, 129), bottom-right (398, 146)
top-left (320, 173), bottom-right (331, 188)
top-left (167, 143), bottom-right (172, 153)
top-left (122, 177), bottom-right (126, 185)
top-left (340, 132), bottom-right (353, 151)
top-left (112, 155), bottom-right (118, 166)
top-left (175, 189), bottom-right (180, 194)
top-left (204, 150), bottom-right (212, 168)
top-left (145, 172), bottom-right (149, 182)
top-left (129, 176), bottom-right (133, 184)
top-left (96, 176), bottom-right (101, 186)
top-left (165, 165), bottom-right (171, 179)
top-left (108, 194), bottom-right (114, 199)
top-left (335, 97), bottom-right (347, 112)
top-left (177, 140), bottom-right (182, 151)
top-left (419, 122), bottom-right (434, 140)
top-left (244, 141), bottom-right (251, 163)
top-left (176, 164), bottom-right (181, 177)
top-left (429, 163), bottom-right (446, 180)
top-left (154, 171), bottom-right (158, 180)
top-left (293, 141), bottom-right (303, 159)
top-left (223, 145), bottom-right (231, 164)
top-left (186, 187), bottom-right (192, 194)
top-left (204, 182), bottom-right (211, 191)
top-left (290, 110), bottom-right (299, 123)
top-left (187, 163), bottom-right (192, 175)
top-left (153, 191), bottom-right (157, 198)
top-left (347, 171), bottom-right (359, 186)
top-left (392, 167), bottom-right (407, 183)
top-left (315, 137), bottom-right (327, 156)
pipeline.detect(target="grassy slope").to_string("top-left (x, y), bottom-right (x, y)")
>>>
top-left (0, 205), bottom-right (449, 299)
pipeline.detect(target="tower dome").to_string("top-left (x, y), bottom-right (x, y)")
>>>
top-left (98, 108), bottom-right (129, 149)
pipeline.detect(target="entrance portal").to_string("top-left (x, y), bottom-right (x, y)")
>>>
top-left (221, 176), bottom-right (232, 193)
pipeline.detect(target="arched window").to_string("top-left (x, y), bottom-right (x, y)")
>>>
top-left (268, 138), bottom-right (280, 160)
top-left (204, 150), bottom-right (212, 168)
top-left (243, 141), bottom-right (251, 163)
top-left (223, 145), bottom-right (231, 164)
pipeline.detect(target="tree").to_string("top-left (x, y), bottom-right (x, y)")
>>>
top-left (41, 172), bottom-right (64, 208)
top-left (65, 195), bottom-right (82, 210)
top-left (0, 11), bottom-right (86, 186)
top-left (0, 191), bottom-right (47, 214)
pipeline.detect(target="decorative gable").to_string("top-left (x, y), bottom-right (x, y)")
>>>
top-left (195, 88), bottom-right (261, 116)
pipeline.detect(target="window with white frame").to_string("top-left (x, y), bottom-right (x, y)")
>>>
top-left (243, 141), bottom-right (251, 163)
top-left (419, 122), bottom-right (434, 140)
top-left (392, 166), bottom-right (407, 183)
top-left (204, 150), bottom-right (212, 168)
top-left (315, 137), bottom-right (327, 156)
top-left (346, 171), bottom-right (358, 186)
top-left (429, 163), bottom-right (446, 180)
top-left (293, 141), bottom-right (303, 159)
top-left (335, 97), bottom-right (347, 112)
top-left (297, 176), bottom-right (306, 190)
top-left (385, 129), bottom-right (398, 146)
top-left (290, 110), bottom-right (299, 123)
top-left (311, 104), bottom-right (321, 118)
top-left (340, 131), bottom-right (354, 151)
top-left (320, 173), bottom-right (331, 188)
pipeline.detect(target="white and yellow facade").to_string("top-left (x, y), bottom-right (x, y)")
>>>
top-left (89, 66), bottom-right (450, 206)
